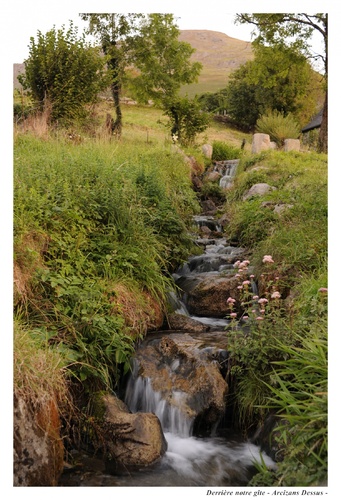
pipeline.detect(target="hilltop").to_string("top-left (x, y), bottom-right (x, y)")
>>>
top-left (13, 30), bottom-right (254, 95)
top-left (178, 30), bottom-right (254, 96)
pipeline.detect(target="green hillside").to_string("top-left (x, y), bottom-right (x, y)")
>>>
top-left (178, 30), bottom-right (254, 97)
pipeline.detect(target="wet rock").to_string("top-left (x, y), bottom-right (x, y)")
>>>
top-left (186, 275), bottom-right (243, 318)
top-left (96, 393), bottom-right (167, 472)
top-left (133, 334), bottom-right (228, 432)
top-left (13, 395), bottom-right (64, 486)
top-left (201, 199), bottom-right (218, 215)
top-left (206, 171), bottom-right (222, 183)
top-left (167, 312), bottom-right (210, 332)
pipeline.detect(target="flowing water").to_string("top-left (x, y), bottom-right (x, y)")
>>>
top-left (60, 182), bottom-right (276, 487)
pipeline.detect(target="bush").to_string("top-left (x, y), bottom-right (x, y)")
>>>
top-left (212, 140), bottom-right (242, 161)
top-left (256, 110), bottom-right (301, 146)
top-left (14, 135), bottom-right (199, 391)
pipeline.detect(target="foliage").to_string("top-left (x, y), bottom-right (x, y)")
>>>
top-left (14, 135), bottom-right (198, 391)
top-left (250, 324), bottom-right (327, 486)
top-left (212, 140), bottom-right (243, 161)
top-left (235, 13), bottom-right (327, 73)
top-left (197, 89), bottom-right (229, 114)
top-left (224, 44), bottom-right (322, 130)
top-left (226, 200), bottom-right (279, 248)
top-left (235, 13), bottom-right (327, 152)
top-left (18, 23), bottom-right (109, 124)
top-left (14, 320), bottom-right (69, 408)
top-left (162, 95), bottom-right (210, 145)
top-left (81, 13), bottom-right (202, 136)
top-left (128, 14), bottom-right (202, 106)
top-left (256, 110), bottom-right (301, 146)
top-left (222, 147), bottom-right (327, 486)
top-left (226, 257), bottom-right (294, 426)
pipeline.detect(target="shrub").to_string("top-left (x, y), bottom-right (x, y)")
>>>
top-left (212, 140), bottom-right (242, 161)
top-left (256, 110), bottom-right (301, 146)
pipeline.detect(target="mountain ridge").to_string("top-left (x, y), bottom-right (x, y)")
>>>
top-left (13, 30), bottom-right (254, 95)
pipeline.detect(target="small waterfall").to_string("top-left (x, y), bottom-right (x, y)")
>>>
top-left (215, 159), bottom-right (239, 189)
top-left (125, 372), bottom-right (194, 437)
top-left (124, 362), bottom-right (276, 486)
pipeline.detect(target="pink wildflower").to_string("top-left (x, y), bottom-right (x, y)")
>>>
top-left (271, 291), bottom-right (281, 299)
top-left (252, 295), bottom-right (259, 300)
top-left (258, 298), bottom-right (268, 304)
top-left (242, 280), bottom-right (251, 286)
top-left (260, 309), bottom-right (265, 314)
top-left (237, 285), bottom-right (243, 290)
top-left (262, 255), bottom-right (274, 264)
top-left (233, 261), bottom-right (241, 269)
top-left (256, 316), bottom-right (264, 321)
top-left (250, 274), bottom-right (255, 279)
top-left (230, 312), bottom-right (237, 318)
top-left (242, 316), bottom-right (249, 320)
top-left (227, 297), bottom-right (236, 304)
top-left (235, 273), bottom-right (241, 278)
top-left (318, 288), bottom-right (328, 293)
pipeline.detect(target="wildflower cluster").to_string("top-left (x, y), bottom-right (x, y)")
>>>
top-left (226, 255), bottom-right (283, 329)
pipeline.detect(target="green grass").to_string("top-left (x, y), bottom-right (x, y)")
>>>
top-left (14, 103), bottom-right (328, 485)
top-left (14, 133), bottom-right (200, 391)
top-left (222, 148), bottom-right (327, 486)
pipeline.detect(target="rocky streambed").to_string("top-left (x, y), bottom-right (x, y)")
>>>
top-left (59, 214), bottom-right (276, 487)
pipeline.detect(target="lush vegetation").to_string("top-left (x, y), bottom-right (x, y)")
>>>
top-left (14, 131), bottom-right (200, 393)
top-left (223, 149), bottom-right (327, 485)
top-left (14, 12), bottom-right (327, 486)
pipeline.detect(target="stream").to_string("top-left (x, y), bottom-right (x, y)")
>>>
top-left (60, 207), bottom-right (276, 487)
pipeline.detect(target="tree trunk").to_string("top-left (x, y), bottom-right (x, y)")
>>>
top-left (318, 91), bottom-right (328, 154)
top-left (111, 79), bottom-right (122, 137)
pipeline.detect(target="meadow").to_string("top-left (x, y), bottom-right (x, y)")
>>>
top-left (13, 101), bottom-right (328, 486)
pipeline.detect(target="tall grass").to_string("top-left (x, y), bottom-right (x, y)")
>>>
top-left (223, 148), bottom-right (328, 486)
top-left (14, 134), bottom-right (199, 391)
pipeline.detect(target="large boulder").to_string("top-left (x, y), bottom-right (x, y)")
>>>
top-left (131, 334), bottom-right (229, 434)
top-left (185, 274), bottom-right (243, 318)
top-left (251, 133), bottom-right (271, 153)
top-left (96, 393), bottom-right (167, 472)
top-left (202, 144), bottom-right (213, 159)
top-left (13, 395), bottom-right (64, 486)
top-left (284, 138), bottom-right (300, 151)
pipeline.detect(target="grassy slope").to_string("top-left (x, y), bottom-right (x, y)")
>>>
top-left (178, 30), bottom-right (254, 97)
top-left (14, 97), bottom-right (327, 485)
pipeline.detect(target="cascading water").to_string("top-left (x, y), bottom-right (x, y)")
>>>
top-left (124, 358), bottom-right (276, 486)
top-left (214, 159), bottom-right (240, 190)
top-left (60, 162), bottom-right (276, 487)
top-left (119, 212), bottom-right (276, 486)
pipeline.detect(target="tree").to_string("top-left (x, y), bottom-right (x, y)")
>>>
top-left (18, 23), bottom-right (109, 123)
top-left (235, 14), bottom-right (328, 153)
top-left (80, 13), bottom-right (202, 138)
top-left (128, 14), bottom-right (202, 107)
top-left (224, 44), bottom-right (322, 131)
top-left (163, 95), bottom-right (210, 146)
top-left (80, 14), bottom-right (143, 137)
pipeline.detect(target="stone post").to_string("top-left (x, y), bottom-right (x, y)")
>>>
top-left (284, 139), bottom-right (300, 151)
top-left (252, 133), bottom-right (271, 154)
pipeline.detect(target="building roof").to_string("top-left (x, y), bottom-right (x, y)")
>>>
top-left (301, 109), bottom-right (323, 133)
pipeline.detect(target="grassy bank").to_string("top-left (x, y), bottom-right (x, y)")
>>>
top-left (14, 132), bottom-right (200, 393)
top-left (222, 149), bottom-right (328, 486)
top-left (14, 102), bottom-right (327, 486)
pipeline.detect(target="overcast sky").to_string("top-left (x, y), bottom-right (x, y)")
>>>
top-left (6, 0), bottom-right (329, 64)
